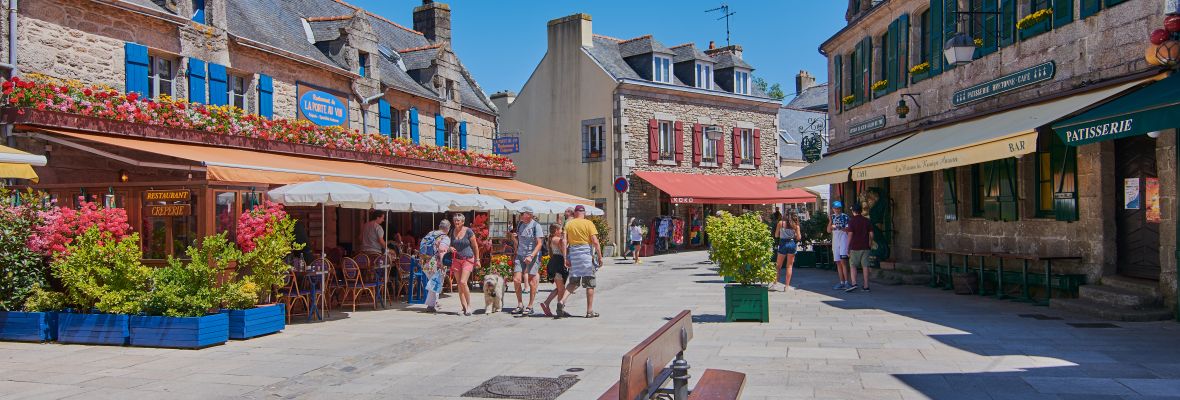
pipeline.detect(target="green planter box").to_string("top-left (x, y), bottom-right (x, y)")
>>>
top-left (724, 284), bottom-right (769, 322)
top-left (722, 275), bottom-right (734, 283)
top-left (1019, 19), bottom-right (1050, 41)
top-left (795, 250), bottom-right (817, 268)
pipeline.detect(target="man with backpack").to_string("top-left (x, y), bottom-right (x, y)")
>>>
top-left (511, 206), bottom-right (545, 316)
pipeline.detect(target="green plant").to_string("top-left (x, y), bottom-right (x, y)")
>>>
top-left (909, 62), bottom-right (931, 75)
top-left (239, 215), bottom-right (300, 302)
top-left (973, 38), bottom-right (984, 47)
top-left (23, 287), bottom-right (66, 312)
top-left (842, 95), bottom-right (857, 105)
top-left (800, 210), bottom-right (832, 248)
top-left (145, 233), bottom-right (242, 317)
top-left (587, 216), bottom-right (612, 247)
top-left (705, 211), bottom-right (775, 286)
top-left (220, 277), bottom-right (259, 310)
top-left (1017, 9), bottom-right (1052, 30)
top-left (0, 188), bottom-right (51, 311)
top-left (52, 227), bottom-right (151, 314)
top-left (871, 80), bottom-right (888, 91)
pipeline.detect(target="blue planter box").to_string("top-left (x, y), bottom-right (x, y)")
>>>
top-left (57, 313), bottom-right (129, 346)
top-left (223, 304), bottom-right (285, 340)
top-left (0, 311), bottom-right (58, 342)
top-left (128, 313), bottom-right (228, 349)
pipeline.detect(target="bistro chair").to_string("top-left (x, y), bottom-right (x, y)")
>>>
top-left (340, 257), bottom-right (379, 312)
top-left (277, 270), bottom-right (311, 323)
top-left (397, 253), bottom-right (415, 299)
top-left (310, 258), bottom-right (335, 319)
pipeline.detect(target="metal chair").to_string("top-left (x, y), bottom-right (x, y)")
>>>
top-left (340, 257), bottom-right (378, 312)
top-left (278, 270), bottom-right (310, 323)
top-left (310, 258), bottom-right (334, 319)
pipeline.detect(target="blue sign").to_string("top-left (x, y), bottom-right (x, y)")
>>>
top-left (614, 177), bottom-right (629, 193)
top-left (297, 86), bottom-right (348, 127)
top-left (493, 137), bottom-right (520, 154)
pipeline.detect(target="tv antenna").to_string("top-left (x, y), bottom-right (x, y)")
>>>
top-left (705, 4), bottom-right (736, 47)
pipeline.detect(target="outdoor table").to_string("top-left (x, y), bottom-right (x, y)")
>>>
top-left (911, 247), bottom-right (939, 288)
top-left (294, 268), bottom-right (328, 321)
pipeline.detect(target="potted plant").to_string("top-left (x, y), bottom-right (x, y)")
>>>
top-left (909, 62), bottom-right (932, 83)
top-left (841, 95), bottom-right (857, 108)
top-left (1018, 9), bottom-right (1052, 40)
top-left (53, 227), bottom-right (151, 346)
top-left (133, 233), bottom-right (237, 349)
top-left (706, 212), bottom-right (776, 322)
top-left (0, 189), bottom-right (59, 342)
top-left (232, 202), bottom-right (298, 333)
top-left (795, 210), bottom-right (833, 269)
top-left (587, 216), bottom-right (613, 257)
top-left (871, 80), bottom-right (888, 98)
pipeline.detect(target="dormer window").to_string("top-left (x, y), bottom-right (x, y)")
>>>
top-left (733, 69), bottom-right (750, 95)
top-left (652, 56), bottom-right (672, 84)
top-left (694, 63), bottom-right (713, 90)
top-left (192, 0), bottom-right (205, 24)
top-left (358, 52), bottom-right (370, 78)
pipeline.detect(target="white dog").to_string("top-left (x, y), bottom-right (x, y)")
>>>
top-left (483, 274), bottom-right (505, 314)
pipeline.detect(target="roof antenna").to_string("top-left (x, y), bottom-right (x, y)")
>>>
top-left (705, 4), bottom-right (736, 47)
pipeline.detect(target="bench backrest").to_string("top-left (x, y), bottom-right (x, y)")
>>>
top-left (616, 310), bottom-right (694, 400)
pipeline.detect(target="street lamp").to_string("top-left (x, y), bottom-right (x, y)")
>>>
top-left (704, 126), bottom-right (724, 141)
top-left (943, 32), bottom-right (977, 66)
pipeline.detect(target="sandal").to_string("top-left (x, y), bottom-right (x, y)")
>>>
top-left (511, 306), bottom-right (524, 315)
top-left (585, 311), bottom-right (600, 318)
top-left (524, 307), bottom-right (534, 316)
top-left (539, 303), bottom-right (553, 317)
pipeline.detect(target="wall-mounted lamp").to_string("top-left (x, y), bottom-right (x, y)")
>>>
top-left (897, 93), bottom-right (921, 119)
top-left (1147, 130), bottom-right (1162, 139)
top-left (118, 170), bottom-right (129, 183)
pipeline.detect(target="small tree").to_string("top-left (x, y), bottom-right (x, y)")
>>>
top-left (587, 216), bottom-right (612, 247)
top-left (144, 232), bottom-right (242, 317)
top-left (706, 211), bottom-right (775, 285)
top-left (52, 227), bottom-right (151, 314)
top-left (0, 189), bottom-right (51, 311)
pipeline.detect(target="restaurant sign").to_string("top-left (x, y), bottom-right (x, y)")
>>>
top-left (144, 190), bottom-right (190, 202)
top-left (146, 204), bottom-right (191, 217)
top-left (493, 136), bottom-right (520, 155)
top-left (848, 116), bottom-right (886, 137)
top-left (296, 83), bottom-right (349, 127)
top-left (952, 62), bottom-right (1056, 106)
top-left (671, 197), bottom-right (696, 204)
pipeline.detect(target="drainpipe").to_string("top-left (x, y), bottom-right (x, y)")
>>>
top-left (3, 0), bottom-right (17, 150)
top-left (1175, 131), bottom-right (1179, 322)
top-left (358, 92), bottom-right (383, 135)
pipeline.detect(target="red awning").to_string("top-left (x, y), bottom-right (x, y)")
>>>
top-left (634, 171), bottom-right (818, 205)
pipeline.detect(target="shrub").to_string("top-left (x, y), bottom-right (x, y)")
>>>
top-left (51, 227), bottom-right (151, 314)
top-left (28, 199), bottom-right (131, 259)
top-left (706, 211), bottom-right (775, 286)
top-left (587, 216), bottom-right (612, 246)
top-left (23, 287), bottom-right (66, 312)
top-left (220, 277), bottom-right (260, 310)
top-left (0, 189), bottom-right (51, 311)
top-left (239, 214), bottom-right (300, 302)
top-left (145, 233), bottom-right (242, 317)
top-left (236, 200), bottom-right (287, 253)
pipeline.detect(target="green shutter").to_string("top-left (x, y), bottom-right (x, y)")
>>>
top-left (898, 14), bottom-right (910, 89)
top-left (942, 169), bottom-right (959, 221)
top-left (887, 21), bottom-right (898, 92)
top-left (834, 55), bottom-right (843, 113)
top-left (997, 159), bottom-right (1019, 222)
top-left (1054, 146), bottom-right (1079, 221)
top-left (930, 0), bottom-right (944, 75)
top-left (980, 0), bottom-right (999, 56)
top-left (983, 162), bottom-right (1001, 220)
top-left (862, 37), bottom-right (872, 99)
top-left (999, 0), bottom-right (1016, 46)
top-left (1080, 0), bottom-right (1101, 18)
top-left (1053, 0), bottom-right (1074, 27)
top-left (942, 0), bottom-right (958, 70)
top-left (1104, 0), bottom-right (1127, 6)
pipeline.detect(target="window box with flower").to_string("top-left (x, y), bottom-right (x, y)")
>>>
top-left (909, 62), bottom-right (932, 83)
top-left (871, 80), bottom-right (889, 98)
top-left (1019, 9), bottom-right (1053, 41)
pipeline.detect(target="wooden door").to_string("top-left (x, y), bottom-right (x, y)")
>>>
top-left (918, 172), bottom-right (935, 260)
top-left (1114, 135), bottom-right (1161, 280)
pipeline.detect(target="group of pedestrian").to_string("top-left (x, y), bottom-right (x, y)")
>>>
top-left (828, 200), bottom-right (872, 293)
top-left (420, 213), bottom-right (482, 315)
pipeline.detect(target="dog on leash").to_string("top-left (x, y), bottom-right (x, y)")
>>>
top-left (483, 274), bottom-right (505, 314)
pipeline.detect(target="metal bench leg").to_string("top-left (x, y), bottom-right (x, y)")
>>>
top-left (979, 255), bottom-right (986, 296)
top-left (1018, 259), bottom-right (1031, 302)
top-left (928, 254), bottom-right (937, 288)
top-left (1045, 260), bottom-right (1053, 305)
top-left (672, 351), bottom-right (690, 400)
top-left (995, 258), bottom-right (1005, 300)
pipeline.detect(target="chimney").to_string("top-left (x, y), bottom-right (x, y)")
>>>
top-left (490, 90), bottom-right (515, 111)
top-left (413, 0), bottom-right (451, 45)
top-left (795, 70), bottom-right (816, 95)
top-left (708, 41), bottom-right (715, 50)
top-left (547, 13), bottom-right (593, 50)
top-left (704, 44), bottom-right (742, 59)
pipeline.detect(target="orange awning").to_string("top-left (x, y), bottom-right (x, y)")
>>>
top-left (635, 171), bottom-right (817, 205)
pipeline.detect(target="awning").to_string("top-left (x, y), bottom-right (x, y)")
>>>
top-left (1053, 73), bottom-right (1180, 146)
top-left (0, 144), bottom-right (46, 183)
top-left (850, 78), bottom-right (1153, 181)
top-left (777, 135), bottom-right (908, 189)
top-left (635, 171), bottom-right (817, 204)
top-left (395, 168), bottom-right (594, 205)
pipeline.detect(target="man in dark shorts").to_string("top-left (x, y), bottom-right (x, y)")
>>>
top-left (845, 203), bottom-right (873, 293)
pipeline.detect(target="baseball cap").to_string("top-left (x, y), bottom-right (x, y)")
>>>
top-left (519, 206), bottom-right (535, 214)
top-left (832, 200), bottom-right (843, 208)
top-left (574, 205), bottom-right (586, 213)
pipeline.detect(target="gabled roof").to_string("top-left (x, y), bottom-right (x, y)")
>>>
top-left (618, 35), bottom-right (674, 58)
top-left (786, 83), bottom-right (829, 112)
top-left (711, 51), bottom-right (752, 70)
top-left (584, 36), bottom-right (768, 99)
top-left (374, 53), bottom-right (438, 99)
top-left (669, 43), bottom-right (712, 64)
top-left (306, 16), bottom-right (352, 42)
top-left (399, 45), bottom-right (442, 71)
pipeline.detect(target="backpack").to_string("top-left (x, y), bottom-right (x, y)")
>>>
top-left (419, 231), bottom-right (443, 256)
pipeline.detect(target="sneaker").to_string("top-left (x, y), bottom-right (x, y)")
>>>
top-left (787, 286), bottom-right (797, 291)
top-left (833, 283), bottom-right (847, 290)
top-left (844, 284), bottom-right (859, 293)
top-left (862, 287), bottom-right (870, 293)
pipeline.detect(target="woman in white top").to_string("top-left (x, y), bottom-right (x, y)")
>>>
top-left (774, 212), bottom-right (801, 291)
top-left (628, 219), bottom-right (643, 264)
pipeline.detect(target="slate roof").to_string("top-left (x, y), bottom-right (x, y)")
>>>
top-left (618, 35), bottom-right (674, 58)
top-left (777, 107), bottom-right (828, 161)
top-left (124, 0), bottom-right (171, 13)
top-left (400, 46), bottom-right (442, 71)
top-left (669, 43), bottom-right (712, 64)
top-left (786, 83), bottom-right (829, 112)
top-left (584, 35), bottom-right (768, 99)
top-left (711, 51), bottom-right (752, 70)
top-left (307, 17), bottom-right (351, 42)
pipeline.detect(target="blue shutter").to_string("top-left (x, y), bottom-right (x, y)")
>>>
top-left (257, 74), bottom-right (273, 118)
top-left (459, 121), bottom-right (468, 150)
top-left (409, 108), bottom-right (420, 144)
top-left (123, 42), bottom-right (149, 96)
top-left (378, 98), bottom-right (391, 136)
top-left (208, 62), bottom-right (228, 106)
top-left (192, 0), bottom-right (206, 24)
top-left (434, 114), bottom-right (445, 147)
top-left (187, 58), bottom-right (207, 104)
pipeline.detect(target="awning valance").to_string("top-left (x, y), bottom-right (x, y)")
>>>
top-left (0, 144), bottom-right (45, 183)
top-left (777, 136), bottom-right (908, 189)
top-left (1053, 73), bottom-right (1180, 146)
top-left (636, 171), bottom-right (817, 204)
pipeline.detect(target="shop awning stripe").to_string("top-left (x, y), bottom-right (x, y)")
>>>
top-left (777, 135), bottom-right (909, 189)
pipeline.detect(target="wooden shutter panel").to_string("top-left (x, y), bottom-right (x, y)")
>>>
top-left (929, 0), bottom-right (943, 75)
top-left (998, 159), bottom-right (1019, 221)
top-left (1080, 0), bottom-right (1101, 18)
top-left (648, 119), bottom-right (659, 162)
top-left (887, 20), bottom-right (898, 92)
top-left (187, 58), bottom-right (206, 104)
top-left (123, 42), bottom-right (149, 96)
top-left (208, 63), bottom-right (228, 106)
top-left (1104, 0), bottom-right (1128, 6)
top-left (1054, 0), bottom-right (1074, 27)
top-left (434, 114), bottom-right (445, 147)
top-left (861, 37), bottom-right (872, 99)
top-left (983, 162), bottom-right (1001, 220)
top-left (692, 124), bottom-right (703, 165)
top-left (459, 121), bottom-right (468, 151)
top-left (942, 169), bottom-right (959, 221)
top-left (674, 121), bottom-right (684, 164)
top-left (378, 98), bottom-right (391, 136)
top-left (409, 108), bottom-right (420, 144)
top-left (716, 130), bottom-right (725, 166)
top-left (942, 0), bottom-right (958, 70)
top-left (1054, 146), bottom-right (1079, 221)
top-left (897, 14), bottom-right (910, 90)
top-left (257, 74), bottom-right (273, 119)
top-left (833, 55), bottom-right (843, 113)
top-left (981, 0), bottom-right (999, 55)
top-left (753, 129), bottom-right (762, 168)
top-left (731, 127), bottom-right (741, 165)
top-left (999, 0), bottom-right (1016, 46)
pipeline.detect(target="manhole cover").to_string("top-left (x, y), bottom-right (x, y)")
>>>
top-left (462, 375), bottom-right (578, 400)
top-left (1068, 322), bottom-right (1120, 329)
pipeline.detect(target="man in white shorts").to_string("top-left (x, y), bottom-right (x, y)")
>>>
top-left (828, 201), bottom-right (852, 290)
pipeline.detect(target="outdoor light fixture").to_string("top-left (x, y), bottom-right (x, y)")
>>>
top-left (1147, 130), bottom-right (1162, 138)
top-left (897, 93), bottom-right (921, 119)
top-left (704, 126), bottom-right (724, 141)
top-left (118, 169), bottom-right (129, 182)
top-left (944, 32), bottom-right (977, 66)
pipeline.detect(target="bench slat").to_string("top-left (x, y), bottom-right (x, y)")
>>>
top-left (616, 310), bottom-right (694, 400)
top-left (686, 369), bottom-right (746, 400)
top-left (597, 382), bottom-right (620, 400)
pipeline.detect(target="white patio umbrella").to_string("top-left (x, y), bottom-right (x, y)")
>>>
top-left (513, 199), bottom-right (562, 215)
top-left (422, 191), bottom-right (482, 212)
top-left (268, 179), bottom-right (389, 259)
top-left (470, 194), bottom-right (519, 212)
top-left (370, 187), bottom-right (445, 213)
top-left (548, 201), bottom-right (605, 216)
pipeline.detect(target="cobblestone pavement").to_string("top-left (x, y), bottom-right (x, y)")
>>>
top-left (2, 251), bottom-right (1180, 399)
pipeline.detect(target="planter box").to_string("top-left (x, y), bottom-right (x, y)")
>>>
top-left (794, 250), bottom-right (818, 268)
top-left (1019, 19), bottom-right (1050, 41)
top-left (724, 284), bottom-right (769, 323)
top-left (128, 313), bottom-right (228, 349)
top-left (223, 304), bottom-right (285, 340)
top-left (0, 311), bottom-right (58, 342)
top-left (872, 89), bottom-right (888, 99)
top-left (910, 71), bottom-right (931, 84)
top-left (57, 313), bottom-right (129, 346)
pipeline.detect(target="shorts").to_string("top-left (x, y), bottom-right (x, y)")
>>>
top-left (568, 275), bottom-right (597, 289)
top-left (631, 240), bottom-right (642, 250)
top-left (514, 255), bottom-right (541, 275)
top-left (849, 250), bottom-right (870, 269)
top-left (831, 232), bottom-right (850, 261)
top-left (547, 255), bottom-right (568, 282)
top-left (776, 240), bottom-right (798, 255)
top-left (450, 256), bottom-right (476, 276)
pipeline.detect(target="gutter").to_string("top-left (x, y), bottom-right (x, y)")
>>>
top-left (88, 0), bottom-right (188, 25)
top-left (4, 0), bottom-right (15, 149)
top-left (1176, 131), bottom-right (1179, 322)
top-left (357, 92), bottom-right (384, 135)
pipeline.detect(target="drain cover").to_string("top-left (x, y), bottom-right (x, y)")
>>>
top-left (462, 375), bottom-right (578, 400)
top-left (1068, 322), bottom-right (1121, 328)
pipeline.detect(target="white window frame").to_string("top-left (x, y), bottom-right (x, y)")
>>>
top-left (653, 56), bottom-right (672, 84)
top-left (658, 120), bottom-right (674, 160)
top-left (228, 74), bottom-right (247, 110)
top-left (583, 122), bottom-right (605, 162)
top-left (695, 63), bottom-right (713, 90)
top-left (148, 55), bottom-right (175, 99)
top-left (702, 125), bottom-right (719, 163)
top-left (734, 69), bottom-right (750, 95)
top-left (445, 119), bottom-right (460, 148)
top-left (390, 106), bottom-right (403, 138)
top-left (739, 128), bottom-right (755, 164)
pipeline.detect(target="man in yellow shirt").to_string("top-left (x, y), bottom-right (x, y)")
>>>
top-left (559, 205), bottom-right (602, 319)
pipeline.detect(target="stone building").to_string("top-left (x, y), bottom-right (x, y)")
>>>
top-left (496, 14), bottom-right (817, 248)
top-left (781, 0), bottom-right (1179, 320)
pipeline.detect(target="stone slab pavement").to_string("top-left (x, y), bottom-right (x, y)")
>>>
top-left (2, 250), bottom-right (1180, 399)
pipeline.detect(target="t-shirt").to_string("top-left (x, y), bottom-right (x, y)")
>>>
top-left (359, 221), bottom-right (385, 254)
top-left (451, 228), bottom-right (476, 259)
top-left (847, 215), bottom-right (872, 251)
top-left (630, 226), bottom-right (643, 242)
top-left (515, 220), bottom-right (544, 257)
top-left (831, 213), bottom-right (850, 230)
top-left (564, 218), bottom-right (598, 245)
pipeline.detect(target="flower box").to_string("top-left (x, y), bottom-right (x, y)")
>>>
top-left (223, 304), bottom-right (284, 340)
top-left (0, 311), bottom-right (58, 342)
top-left (873, 89), bottom-right (889, 99)
top-left (1019, 19), bottom-right (1051, 41)
top-left (724, 284), bottom-right (769, 322)
top-left (57, 312), bottom-right (129, 346)
top-left (128, 313), bottom-right (228, 349)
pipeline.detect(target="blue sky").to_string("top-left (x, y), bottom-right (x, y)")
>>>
top-left (349, 1), bottom-right (846, 103)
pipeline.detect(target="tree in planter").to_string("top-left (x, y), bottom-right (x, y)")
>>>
top-left (52, 227), bottom-right (151, 314)
top-left (705, 211), bottom-right (775, 285)
top-left (144, 232), bottom-right (242, 317)
top-left (0, 188), bottom-right (51, 311)
top-left (587, 216), bottom-right (612, 250)
top-left (237, 209), bottom-right (301, 303)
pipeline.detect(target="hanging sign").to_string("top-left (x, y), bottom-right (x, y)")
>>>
top-left (953, 62), bottom-right (1056, 106)
top-left (296, 83), bottom-right (349, 127)
top-left (1146, 177), bottom-right (1161, 222)
top-left (613, 177), bottom-right (629, 193)
top-left (1123, 178), bottom-right (1140, 210)
top-left (144, 190), bottom-right (190, 202)
top-left (848, 116), bottom-right (886, 137)
top-left (801, 135), bottom-right (823, 163)
top-left (146, 204), bottom-right (191, 217)
top-left (493, 136), bottom-right (520, 154)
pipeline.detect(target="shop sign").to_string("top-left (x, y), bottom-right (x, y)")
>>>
top-left (296, 83), bottom-right (349, 127)
top-left (671, 197), bottom-right (695, 204)
top-left (1124, 178), bottom-right (1140, 210)
top-left (848, 116), bottom-right (886, 137)
top-left (952, 62), bottom-right (1056, 106)
top-left (146, 204), bottom-right (191, 217)
top-left (1059, 118), bottom-right (1135, 146)
top-left (492, 136), bottom-right (520, 154)
top-left (144, 190), bottom-right (190, 202)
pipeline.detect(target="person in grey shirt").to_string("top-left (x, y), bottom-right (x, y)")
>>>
top-left (511, 206), bottom-right (545, 316)
top-left (359, 211), bottom-right (386, 256)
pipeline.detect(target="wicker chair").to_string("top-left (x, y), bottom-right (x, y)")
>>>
top-left (340, 257), bottom-right (378, 312)
top-left (277, 270), bottom-right (310, 323)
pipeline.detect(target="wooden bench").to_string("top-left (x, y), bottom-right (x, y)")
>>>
top-left (912, 248), bottom-right (1084, 304)
top-left (599, 310), bottom-right (745, 400)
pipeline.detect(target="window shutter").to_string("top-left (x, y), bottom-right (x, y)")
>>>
top-left (942, 169), bottom-right (959, 221)
top-left (123, 42), bottom-right (149, 96)
top-left (192, 0), bottom-right (206, 24)
top-left (434, 114), bottom-right (445, 147)
top-left (887, 20), bottom-right (898, 93)
top-left (999, 0), bottom-right (1016, 46)
top-left (753, 129), bottom-right (762, 168)
top-left (582, 125), bottom-right (590, 161)
top-left (1080, 0), bottom-right (1101, 18)
top-left (648, 119), bottom-right (659, 162)
top-left (674, 121), bottom-right (684, 164)
top-left (459, 121), bottom-right (468, 151)
top-left (208, 63), bottom-right (228, 106)
top-left (983, 162), bottom-right (1001, 220)
top-left (187, 58), bottom-right (206, 104)
top-left (997, 159), bottom-right (1019, 221)
top-left (929, 0), bottom-right (943, 75)
top-left (409, 108), bottom-right (420, 144)
top-left (942, 0), bottom-right (958, 70)
top-left (833, 55), bottom-right (843, 113)
top-left (378, 98), bottom-right (391, 136)
top-left (731, 127), bottom-right (740, 165)
top-left (981, 0), bottom-right (999, 55)
top-left (1054, 146), bottom-right (1079, 221)
top-left (257, 74), bottom-right (273, 119)
top-left (716, 130), bottom-right (725, 166)
top-left (692, 124), bottom-right (703, 165)
top-left (1104, 0), bottom-right (1127, 6)
top-left (861, 37), bottom-right (872, 99)
top-left (897, 14), bottom-right (910, 89)
top-left (1054, 0), bottom-right (1074, 27)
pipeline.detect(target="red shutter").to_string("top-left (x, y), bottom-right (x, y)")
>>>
top-left (732, 127), bottom-right (741, 165)
top-left (716, 131), bottom-right (724, 166)
top-left (691, 123), bottom-right (702, 165)
top-left (673, 121), bottom-right (684, 164)
top-left (648, 119), bottom-right (658, 162)
top-left (753, 128), bottom-right (762, 168)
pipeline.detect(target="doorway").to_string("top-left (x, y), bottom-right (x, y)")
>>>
top-left (918, 172), bottom-right (935, 261)
top-left (1114, 135), bottom-right (1161, 280)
